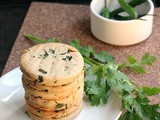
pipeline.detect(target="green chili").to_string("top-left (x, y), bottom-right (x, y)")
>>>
top-left (110, 0), bottom-right (147, 18)
top-left (101, 0), bottom-right (110, 18)
top-left (118, 0), bottom-right (138, 19)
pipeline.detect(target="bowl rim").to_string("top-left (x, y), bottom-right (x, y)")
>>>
top-left (90, 0), bottom-right (154, 23)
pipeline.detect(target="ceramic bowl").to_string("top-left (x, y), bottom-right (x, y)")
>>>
top-left (90, 0), bottom-right (154, 46)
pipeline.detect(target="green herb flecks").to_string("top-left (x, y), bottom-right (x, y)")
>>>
top-left (62, 56), bottom-right (72, 61)
top-left (60, 52), bottom-right (67, 55)
top-left (62, 58), bottom-right (66, 61)
top-left (38, 75), bottom-right (43, 83)
top-left (37, 110), bottom-right (41, 113)
top-left (43, 89), bottom-right (48, 92)
top-left (25, 111), bottom-right (29, 117)
top-left (43, 50), bottom-right (49, 59)
top-left (65, 104), bottom-right (68, 109)
top-left (54, 81), bottom-right (57, 84)
top-left (39, 69), bottom-right (47, 74)
top-left (49, 49), bottom-right (55, 54)
top-left (66, 56), bottom-right (72, 61)
top-left (38, 96), bottom-right (42, 98)
top-left (55, 103), bottom-right (64, 109)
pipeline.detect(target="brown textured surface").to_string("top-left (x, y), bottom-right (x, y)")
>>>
top-left (2, 2), bottom-right (160, 103)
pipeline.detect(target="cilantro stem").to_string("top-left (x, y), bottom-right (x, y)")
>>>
top-left (24, 34), bottom-right (46, 43)
top-left (24, 34), bottom-right (59, 44)
top-left (83, 57), bottom-right (94, 67)
top-left (85, 57), bottom-right (104, 67)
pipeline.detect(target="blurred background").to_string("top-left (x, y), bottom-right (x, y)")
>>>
top-left (0, 0), bottom-right (159, 75)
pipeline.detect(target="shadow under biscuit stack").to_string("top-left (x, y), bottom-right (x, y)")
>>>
top-left (20, 43), bottom-right (84, 120)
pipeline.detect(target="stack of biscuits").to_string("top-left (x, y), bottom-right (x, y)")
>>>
top-left (20, 43), bottom-right (84, 120)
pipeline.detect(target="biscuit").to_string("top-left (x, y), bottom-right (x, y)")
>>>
top-left (20, 43), bottom-right (84, 86)
top-left (22, 76), bottom-right (84, 100)
top-left (26, 102), bottom-right (82, 119)
top-left (25, 86), bottom-right (83, 111)
top-left (22, 70), bottom-right (84, 93)
top-left (27, 103), bottom-right (82, 120)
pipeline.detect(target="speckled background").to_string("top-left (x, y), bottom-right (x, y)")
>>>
top-left (2, 2), bottom-right (160, 103)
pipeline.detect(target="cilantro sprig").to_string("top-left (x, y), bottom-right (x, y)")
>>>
top-left (119, 53), bottom-right (156, 74)
top-left (24, 34), bottom-right (160, 120)
top-left (24, 34), bottom-right (59, 43)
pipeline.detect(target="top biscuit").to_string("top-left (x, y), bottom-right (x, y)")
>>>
top-left (20, 43), bottom-right (84, 86)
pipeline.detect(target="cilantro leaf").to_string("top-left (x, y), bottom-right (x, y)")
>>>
top-left (141, 53), bottom-right (156, 65)
top-left (92, 66), bottom-right (105, 81)
top-left (134, 95), bottom-right (160, 120)
top-left (88, 84), bottom-right (109, 106)
top-left (128, 55), bottom-right (137, 64)
top-left (131, 65), bottom-right (146, 74)
top-left (120, 53), bottom-right (156, 74)
top-left (119, 111), bottom-right (141, 120)
top-left (93, 51), bottom-right (114, 63)
top-left (107, 67), bottom-right (134, 93)
top-left (142, 86), bottom-right (160, 96)
top-left (84, 66), bottom-right (110, 106)
top-left (70, 40), bottom-right (114, 63)
top-left (70, 39), bottom-right (94, 57)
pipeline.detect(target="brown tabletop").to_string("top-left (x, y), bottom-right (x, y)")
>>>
top-left (2, 2), bottom-right (160, 103)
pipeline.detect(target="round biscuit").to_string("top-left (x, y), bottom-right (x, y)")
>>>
top-left (22, 76), bottom-right (84, 100)
top-left (26, 102), bottom-right (81, 119)
top-left (22, 70), bottom-right (84, 93)
top-left (27, 103), bottom-right (82, 120)
top-left (25, 85), bottom-right (83, 111)
top-left (20, 43), bottom-right (84, 86)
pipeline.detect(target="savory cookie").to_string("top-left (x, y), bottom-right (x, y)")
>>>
top-left (26, 102), bottom-right (82, 119)
top-left (22, 70), bottom-right (84, 93)
top-left (27, 103), bottom-right (82, 120)
top-left (22, 76), bottom-right (84, 100)
top-left (25, 85), bottom-right (83, 111)
top-left (20, 43), bottom-right (84, 86)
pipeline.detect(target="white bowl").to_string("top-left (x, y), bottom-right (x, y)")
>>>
top-left (90, 0), bottom-right (154, 46)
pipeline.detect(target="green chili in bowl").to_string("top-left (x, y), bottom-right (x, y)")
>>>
top-left (101, 0), bottom-right (148, 20)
